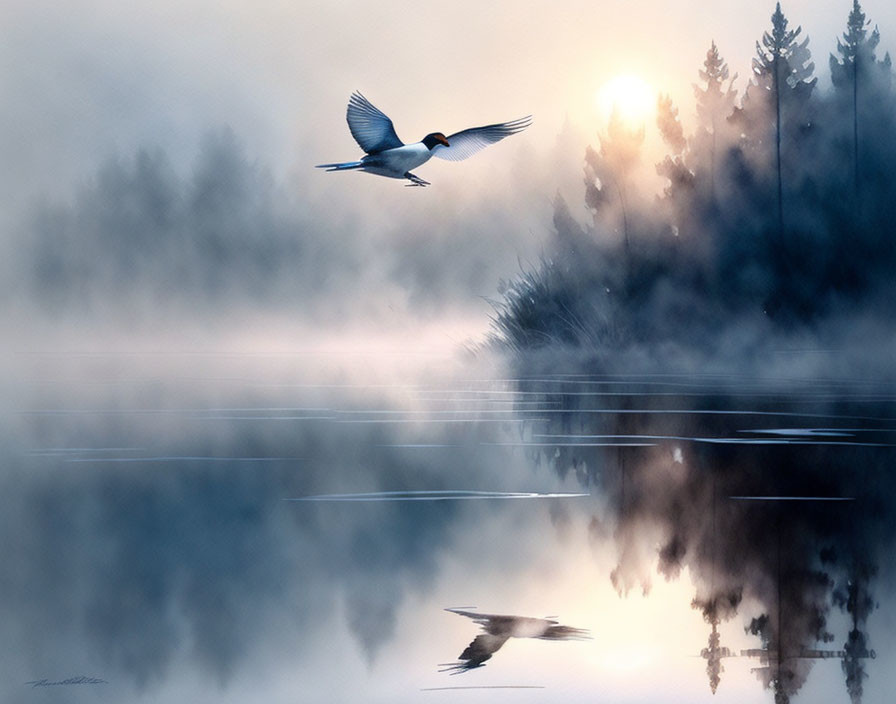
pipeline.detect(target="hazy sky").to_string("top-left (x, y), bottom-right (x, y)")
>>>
top-left (4, 0), bottom-right (895, 213)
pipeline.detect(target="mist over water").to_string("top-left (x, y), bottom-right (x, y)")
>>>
top-left (1, 341), bottom-right (893, 703)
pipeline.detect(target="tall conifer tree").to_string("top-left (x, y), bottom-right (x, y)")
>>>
top-left (693, 42), bottom-right (737, 203)
top-left (830, 1), bottom-right (891, 198)
top-left (751, 3), bottom-right (816, 231)
top-left (584, 108), bottom-right (644, 257)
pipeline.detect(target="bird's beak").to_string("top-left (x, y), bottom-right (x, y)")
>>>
top-left (438, 135), bottom-right (450, 147)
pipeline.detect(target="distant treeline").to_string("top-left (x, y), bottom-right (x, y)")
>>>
top-left (20, 129), bottom-right (374, 320)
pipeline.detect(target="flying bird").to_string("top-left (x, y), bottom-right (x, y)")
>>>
top-left (440, 608), bottom-right (590, 673)
top-left (316, 92), bottom-right (532, 187)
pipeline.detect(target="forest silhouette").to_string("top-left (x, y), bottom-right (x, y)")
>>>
top-left (494, 1), bottom-right (895, 371)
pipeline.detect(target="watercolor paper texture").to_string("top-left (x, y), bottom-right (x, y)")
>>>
top-left (3, 2), bottom-right (895, 702)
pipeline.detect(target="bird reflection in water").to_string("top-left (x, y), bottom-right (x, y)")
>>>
top-left (439, 608), bottom-right (590, 673)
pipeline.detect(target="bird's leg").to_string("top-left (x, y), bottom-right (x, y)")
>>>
top-left (404, 171), bottom-right (430, 187)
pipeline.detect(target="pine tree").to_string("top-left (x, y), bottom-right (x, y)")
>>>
top-left (693, 41), bottom-right (737, 203)
top-left (750, 2), bottom-right (817, 231)
top-left (829, 1), bottom-right (890, 197)
top-left (656, 94), bottom-right (687, 155)
top-left (584, 107), bottom-right (644, 256)
top-left (656, 94), bottom-right (694, 201)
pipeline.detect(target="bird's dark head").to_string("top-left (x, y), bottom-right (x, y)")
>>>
top-left (423, 132), bottom-right (450, 149)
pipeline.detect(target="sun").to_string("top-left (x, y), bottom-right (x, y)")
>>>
top-left (596, 74), bottom-right (656, 126)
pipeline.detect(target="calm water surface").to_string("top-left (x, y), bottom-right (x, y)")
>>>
top-left (2, 350), bottom-right (893, 703)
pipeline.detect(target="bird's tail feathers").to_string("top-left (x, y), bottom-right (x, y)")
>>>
top-left (315, 161), bottom-right (363, 171)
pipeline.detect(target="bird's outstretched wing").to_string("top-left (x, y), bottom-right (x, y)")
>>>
top-left (444, 608), bottom-right (493, 625)
top-left (431, 116), bottom-right (532, 161)
top-left (445, 608), bottom-right (555, 635)
top-left (439, 634), bottom-right (510, 673)
top-left (346, 92), bottom-right (404, 154)
top-left (459, 633), bottom-right (510, 663)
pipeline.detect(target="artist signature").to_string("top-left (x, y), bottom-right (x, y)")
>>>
top-left (25, 675), bottom-right (107, 688)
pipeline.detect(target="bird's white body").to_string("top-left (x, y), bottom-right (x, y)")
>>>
top-left (316, 92), bottom-right (531, 187)
top-left (504, 617), bottom-right (552, 639)
top-left (360, 142), bottom-right (433, 179)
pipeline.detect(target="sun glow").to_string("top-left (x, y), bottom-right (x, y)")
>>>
top-left (596, 74), bottom-right (656, 127)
